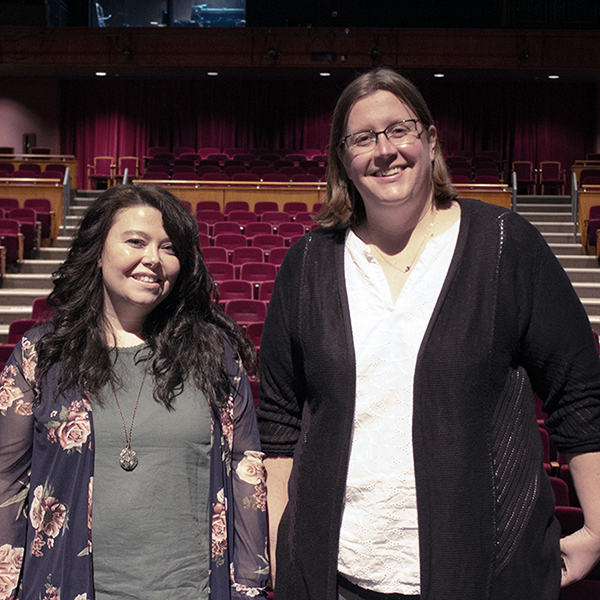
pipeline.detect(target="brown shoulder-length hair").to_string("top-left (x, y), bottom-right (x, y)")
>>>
top-left (316, 67), bottom-right (457, 229)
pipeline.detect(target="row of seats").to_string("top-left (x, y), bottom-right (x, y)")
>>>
top-left (0, 198), bottom-right (55, 266)
top-left (89, 154), bottom-right (328, 188)
top-left (0, 162), bottom-right (67, 181)
top-left (512, 160), bottom-right (565, 195)
top-left (146, 146), bottom-right (326, 161)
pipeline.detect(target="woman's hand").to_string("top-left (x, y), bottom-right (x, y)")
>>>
top-left (560, 525), bottom-right (600, 587)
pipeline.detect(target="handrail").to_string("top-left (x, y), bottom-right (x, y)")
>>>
top-left (63, 168), bottom-right (71, 223)
top-left (571, 171), bottom-right (578, 244)
top-left (511, 171), bottom-right (517, 211)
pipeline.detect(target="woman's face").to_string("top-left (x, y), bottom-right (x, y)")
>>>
top-left (342, 90), bottom-right (437, 225)
top-left (99, 205), bottom-right (180, 324)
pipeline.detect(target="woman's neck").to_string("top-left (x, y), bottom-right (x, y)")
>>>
top-left (103, 309), bottom-right (146, 348)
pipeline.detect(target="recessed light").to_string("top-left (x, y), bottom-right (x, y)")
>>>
top-left (433, 73), bottom-right (445, 78)
top-left (207, 72), bottom-right (218, 76)
top-left (320, 72), bottom-right (331, 77)
top-left (95, 72), bottom-right (107, 77)
top-left (548, 75), bottom-right (559, 79)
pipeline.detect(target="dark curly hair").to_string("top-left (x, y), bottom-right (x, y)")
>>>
top-left (35, 183), bottom-right (255, 410)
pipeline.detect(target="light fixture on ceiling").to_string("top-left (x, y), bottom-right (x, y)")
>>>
top-left (320, 72), bottom-right (331, 77)
top-left (96, 71), bottom-right (107, 77)
top-left (548, 74), bottom-right (559, 79)
top-left (207, 72), bottom-right (218, 76)
top-left (433, 73), bottom-right (445, 78)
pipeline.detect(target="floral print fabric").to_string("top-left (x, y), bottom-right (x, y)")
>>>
top-left (0, 327), bottom-right (268, 599)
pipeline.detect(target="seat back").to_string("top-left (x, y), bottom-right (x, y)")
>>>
top-left (224, 201), bottom-right (250, 214)
top-left (7, 319), bottom-right (37, 344)
top-left (0, 198), bottom-right (20, 211)
top-left (244, 222), bottom-right (273, 237)
top-left (254, 201), bottom-right (279, 215)
top-left (512, 161), bottom-right (533, 180)
top-left (9, 208), bottom-right (36, 224)
top-left (540, 161), bottom-right (561, 179)
top-left (92, 156), bottom-right (113, 174)
top-left (17, 163), bottom-right (41, 175)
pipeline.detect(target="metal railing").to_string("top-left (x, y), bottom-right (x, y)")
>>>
top-left (511, 171), bottom-right (517, 211)
top-left (571, 171), bottom-right (579, 244)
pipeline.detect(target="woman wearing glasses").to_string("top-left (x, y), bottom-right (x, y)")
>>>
top-left (257, 67), bottom-right (600, 600)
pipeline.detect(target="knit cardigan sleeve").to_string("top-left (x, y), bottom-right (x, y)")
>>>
top-left (256, 237), bottom-right (307, 457)
top-left (507, 212), bottom-right (600, 454)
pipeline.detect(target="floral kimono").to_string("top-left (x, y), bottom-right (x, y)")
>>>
top-left (0, 326), bottom-right (268, 600)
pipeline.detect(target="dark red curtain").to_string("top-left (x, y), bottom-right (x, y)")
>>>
top-left (61, 77), bottom-right (597, 191)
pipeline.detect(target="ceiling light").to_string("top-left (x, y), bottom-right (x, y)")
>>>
top-left (207, 72), bottom-right (218, 76)
top-left (433, 73), bottom-right (445, 78)
top-left (320, 72), bottom-right (331, 77)
top-left (95, 72), bottom-right (107, 77)
top-left (548, 75), bottom-right (559, 79)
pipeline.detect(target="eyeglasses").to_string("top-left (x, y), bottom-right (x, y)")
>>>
top-left (341, 119), bottom-right (421, 155)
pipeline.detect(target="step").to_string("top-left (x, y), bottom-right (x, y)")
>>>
top-left (0, 289), bottom-right (53, 306)
top-left (0, 306), bottom-right (32, 325)
top-left (38, 246), bottom-right (69, 260)
top-left (70, 206), bottom-right (88, 217)
top-left (573, 282), bottom-right (600, 299)
top-left (517, 195), bottom-right (570, 205)
top-left (532, 222), bottom-right (576, 234)
top-left (541, 233), bottom-right (579, 244)
top-left (21, 259), bottom-right (63, 274)
top-left (549, 243), bottom-right (583, 256)
top-left (565, 268), bottom-right (600, 283)
top-left (517, 203), bottom-right (571, 213)
top-left (2, 274), bottom-right (53, 290)
top-left (588, 315), bottom-right (600, 335)
top-left (582, 299), bottom-right (600, 317)
top-left (519, 212), bottom-right (573, 224)
top-left (55, 235), bottom-right (73, 248)
top-left (556, 255), bottom-right (599, 269)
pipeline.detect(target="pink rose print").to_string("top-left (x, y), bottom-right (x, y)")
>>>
top-left (220, 398), bottom-right (234, 449)
top-left (45, 400), bottom-right (91, 453)
top-left (236, 451), bottom-right (265, 486)
top-left (0, 544), bottom-right (23, 600)
top-left (20, 338), bottom-right (38, 386)
top-left (254, 481), bottom-right (267, 512)
top-left (55, 416), bottom-right (91, 451)
top-left (30, 533), bottom-right (46, 558)
top-left (0, 365), bottom-right (29, 416)
top-left (41, 584), bottom-right (60, 600)
top-left (211, 488), bottom-right (228, 565)
top-left (29, 483), bottom-right (68, 557)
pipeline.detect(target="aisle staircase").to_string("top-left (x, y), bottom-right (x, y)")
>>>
top-left (516, 194), bottom-right (600, 333)
top-left (0, 191), bottom-right (97, 342)
top-left (0, 191), bottom-right (599, 342)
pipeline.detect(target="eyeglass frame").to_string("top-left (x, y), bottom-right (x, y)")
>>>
top-left (340, 119), bottom-right (422, 154)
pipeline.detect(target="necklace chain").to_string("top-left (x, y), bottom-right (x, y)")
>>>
top-left (370, 209), bottom-right (437, 273)
top-left (110, 354), bottom-right (150, 471)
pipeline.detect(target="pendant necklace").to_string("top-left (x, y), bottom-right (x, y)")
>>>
top-left (371, 209), bottom-right (437, 273)
top-left (110, 355), bottom-right (150, 471)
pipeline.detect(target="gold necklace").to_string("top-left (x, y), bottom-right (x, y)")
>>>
top-left (110, 355), bottom-right (150, 471)
top-left (370, 209), bottom-right (437, 273)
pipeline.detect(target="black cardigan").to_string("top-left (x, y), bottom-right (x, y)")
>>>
top-left (257, 198), bottom-right (600, 600)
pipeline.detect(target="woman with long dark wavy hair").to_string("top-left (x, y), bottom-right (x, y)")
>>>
top-left (0, 183), bottom-right (268, 600)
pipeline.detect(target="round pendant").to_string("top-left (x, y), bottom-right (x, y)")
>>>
top-left (119, 446), bottom-right (138, 471)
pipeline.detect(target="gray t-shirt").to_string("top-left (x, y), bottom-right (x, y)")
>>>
top-left (92, 345), bottom-right (212, 600)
